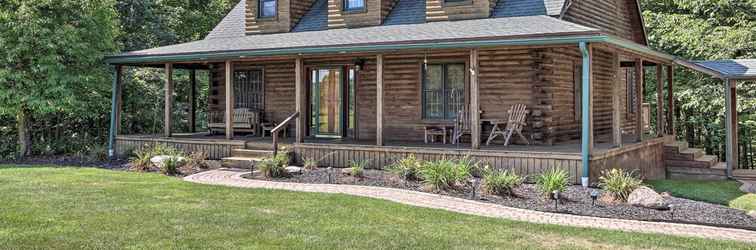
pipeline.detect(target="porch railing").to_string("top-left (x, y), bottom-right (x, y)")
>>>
top-left (272, 112), bottom-right (299, 156)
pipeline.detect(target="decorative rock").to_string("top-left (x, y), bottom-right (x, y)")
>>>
top-left (660, 192), bottom-right (672, 198)
top-left (203, 160), bottom-right (222, 169)
top-left (627, 186), bottom-right (668, 210)
top-left (341, 168), bottom-right (353, 175)
top-left (285, 166), bottom-right (303, 175)
top-left (748, 210), bottom-right (756, 219)
top-left (150, 155), bottom-right (186, 168)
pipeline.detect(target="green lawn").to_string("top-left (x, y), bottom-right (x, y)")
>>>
top-left (0, 167), bottom-right (751, 250)
top-left (646, 179), bottom-right (756, 212)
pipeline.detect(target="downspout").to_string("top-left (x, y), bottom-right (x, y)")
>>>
top-left (579, 41), bottom-right (591, 187)
top-left (107, 65), bottom-right (119, 160)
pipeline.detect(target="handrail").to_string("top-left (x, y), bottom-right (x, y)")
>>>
top-left (272, 112), bottom-right (299, 156)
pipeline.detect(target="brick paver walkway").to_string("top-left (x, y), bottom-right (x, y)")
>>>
top-left (185, 169), bottom-right (756, 243)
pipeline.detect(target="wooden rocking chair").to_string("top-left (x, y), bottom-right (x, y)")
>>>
top-left (452, 108), bottom-right (472, 145)
top-left (486, 104), bottom-right (530, 146)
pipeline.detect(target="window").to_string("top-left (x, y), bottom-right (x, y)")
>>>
top-left (574, 62), bottom-right (582, 121)
top-left (258, 0), bottom-right (276, 18)
top-left (422, 63), bottom-right (465, 120)
top-left (234, 70), bottom-right (264, 110)
top-left (343, 0), bottom-right (365, 11)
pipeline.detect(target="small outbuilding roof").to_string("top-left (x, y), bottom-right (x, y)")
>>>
top-left (676, 59), bottom-right (756, 80)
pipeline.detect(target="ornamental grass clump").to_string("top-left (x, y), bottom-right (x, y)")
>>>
top-left (419, 159), bottom-right (471, 191)
top-left (535, 168), bottom-right (570, 198)
top-left (258, 151), bottom-right (291, 178)
top-left (388, 154), bottom-right (422, 180)
top-left (347, 160), bottom-right (367, 178)
top-left (598, 168), bottom-right (643, 202)
top-left (160, 156), bottom-right (181, 176)
top-left (482, 167), bottom-right (524, 196)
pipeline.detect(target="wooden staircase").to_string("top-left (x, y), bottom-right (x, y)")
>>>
top-left (665, 141), bottom-right (728, 180)
top-left (222, 146), bottom-right (274, 169)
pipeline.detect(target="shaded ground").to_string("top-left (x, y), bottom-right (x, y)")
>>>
top-left (647, 179), bottom-right (756, 213)
top-left (0, 166), bottom-right (752, 249)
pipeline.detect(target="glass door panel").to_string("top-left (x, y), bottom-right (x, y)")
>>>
top-left (311, 68), bottom-right (343, 138)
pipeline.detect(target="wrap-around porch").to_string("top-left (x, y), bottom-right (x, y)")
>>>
top-left (109, 42), bottom-right (679, 185)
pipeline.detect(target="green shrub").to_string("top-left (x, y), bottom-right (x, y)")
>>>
top-left (160, 157), bottom-right (181, 176)
top-left (348, 160), bottom-right (367, 177)
top-left (258, 152), bottom-right (290, 178)
top-left (129, 148), bottom-right (153, 172)
top-left (535, 168), bottom-right (570, 198)
top-left (482, 167), bottom-right (523, 196)
top-left (418, 159), bottom-right (471, 191)
top-left (388, 154), bottom-right (422, 180)
top-left (302, 157), bottom-right (318, 171)
top-left (598, 168), bottom-right (643, 201)
top-left (185, 151), bottom-right (209, 169)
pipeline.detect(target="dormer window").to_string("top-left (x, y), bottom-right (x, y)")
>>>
top-left (258, 0), bottom-right (276, 18)
top-left (343, 0), bottom-right (365, 12)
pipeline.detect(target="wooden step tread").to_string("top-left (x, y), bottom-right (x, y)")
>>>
top-left (695, 155), bottom-right (718, 163)
top-left (712, 162), bottom-right (727, 170)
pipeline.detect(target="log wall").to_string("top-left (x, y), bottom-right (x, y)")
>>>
top-left (328, 0), bottom-right (397, 28)
top-left (425, 0), bottom-right (491, 22)
top-left (245, 0), bottom-right (316, 34)
top-left (563, 0), bottom-right (646, 45)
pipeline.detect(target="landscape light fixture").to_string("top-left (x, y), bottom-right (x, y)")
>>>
top-left (590, 190), bottom-right (599, 206)
top-left (552, 190), bottom-right (560, 211)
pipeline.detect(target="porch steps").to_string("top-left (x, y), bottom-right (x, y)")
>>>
top-left (221, 149), bottom-right (275, 169)
top-left (665, 141), bottom-right (727, 180)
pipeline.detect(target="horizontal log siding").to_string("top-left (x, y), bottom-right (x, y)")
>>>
top-left (425, 0), bottom-right (491, 22)
top-left (539, 46), bottom-right (580, 143)
top-left (591, 48), bottom-right (616, 141)
top-left (115, 136), bottom-right (244, 160)
top-left (293, 143), bottom-right (583, 183)
top-left (563, 0), bottom-right (645, 44)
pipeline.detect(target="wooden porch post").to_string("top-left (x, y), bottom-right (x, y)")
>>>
top-left (470, 49), bottom-right (480, 149)
top-left (189, 69), bottom-right (197, 133)
top-left (164, 63), bottom-right (173, 137)
top-left (634, 59), bottom-right (643, 142)
top-left (225, 61), bottom-right (234, 140)
top-left (612, 53), bottom-right (622, 147)
top-left (579, 42), bottom-right (593, 187)
top-left (107, 65), bottom-right (123, 159)
top-left (656, 64), bottom-right (664, 136)
top-left (667, 65), bottom-right (675, 135)
top-left (725, 79), bottom-right (738, 177)
top-left (295, 57), bottom-right (305, 143)
top-left (376, 54), bottom-right (384, 146)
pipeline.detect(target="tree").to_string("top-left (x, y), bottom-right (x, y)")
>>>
top-left (0, 0), bottom-right (119, 158)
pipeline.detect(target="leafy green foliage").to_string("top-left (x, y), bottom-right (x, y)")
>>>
top-left (347, 160), bottom-right (367, 177)
top-left (482, 167), bottom-right (523, 196)
top-left (258, 152), bottom-right (290, 178)
top-left (128, 144), bottom-right (184, 172)
top-left (160, 156), bottom-right (181, 176)
top-left (418, 159), bottom-right (471, 191)
top-left (388, 154), bottom-right (422, 180)
top-left (535, 168), bottom-right (570, 198)
top-left (598, 169), bottom-right (643, 202)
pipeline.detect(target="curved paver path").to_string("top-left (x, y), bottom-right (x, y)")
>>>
top-left (185, 169), bottom-right (756, 243)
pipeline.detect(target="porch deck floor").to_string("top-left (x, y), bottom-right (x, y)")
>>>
top-left (125, 132), bottom-right (648, 155)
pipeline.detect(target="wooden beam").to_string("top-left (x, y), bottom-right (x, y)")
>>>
top-left (656, 64), bottom-right (664, 136)
top-left (667, 65), bottom-right (675, 135)
top-left (295, 57), bottom-right (305, 143)
top-left (189, 69), bottom-right (197, 133)
top-left (470, 49), bottom-right (480, 149)
top-left (612, 53), bottom-right (622, 147)
top-left (725, 79), bottom-right (738, 177)
top-left (634, 58), bottom-right (643, 142)
top-left (224, 61), bottom-right (234, 140)
top-left (376, 54), bottom-right (384, 146)
top-left (164, 63), bottom-right (173, 137)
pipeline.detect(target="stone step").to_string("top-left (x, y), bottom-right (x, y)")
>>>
top-left (232, 148), bottom-right (273, 158)
top-left (222, 157), bottom-right (264, 169)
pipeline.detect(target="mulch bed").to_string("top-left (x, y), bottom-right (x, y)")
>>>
top-left (244, 168), bottom-right (756, 230)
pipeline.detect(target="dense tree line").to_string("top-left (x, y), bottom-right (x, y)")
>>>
top-left (0, 0), bottom-right (754, 164)
top-left (0, 0), bottom-right (232, 160)
top-left (643, 0), bottom-right (756, 165)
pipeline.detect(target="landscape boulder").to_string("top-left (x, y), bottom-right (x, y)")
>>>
top-left (150, 155), bottom-right (186, 168)
top-left (285, 166), bottom-right (303, 175)
top-left (627, 186), bottom-right (668, 209)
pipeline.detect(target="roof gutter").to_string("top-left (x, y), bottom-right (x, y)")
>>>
top-left (106, 34), bottom-right (679, 66)
top-left (106, 35), bottom-right (609, 64)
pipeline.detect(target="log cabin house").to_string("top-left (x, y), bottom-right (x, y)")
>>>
top-left (105, 0), bottom-right (738, 185)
